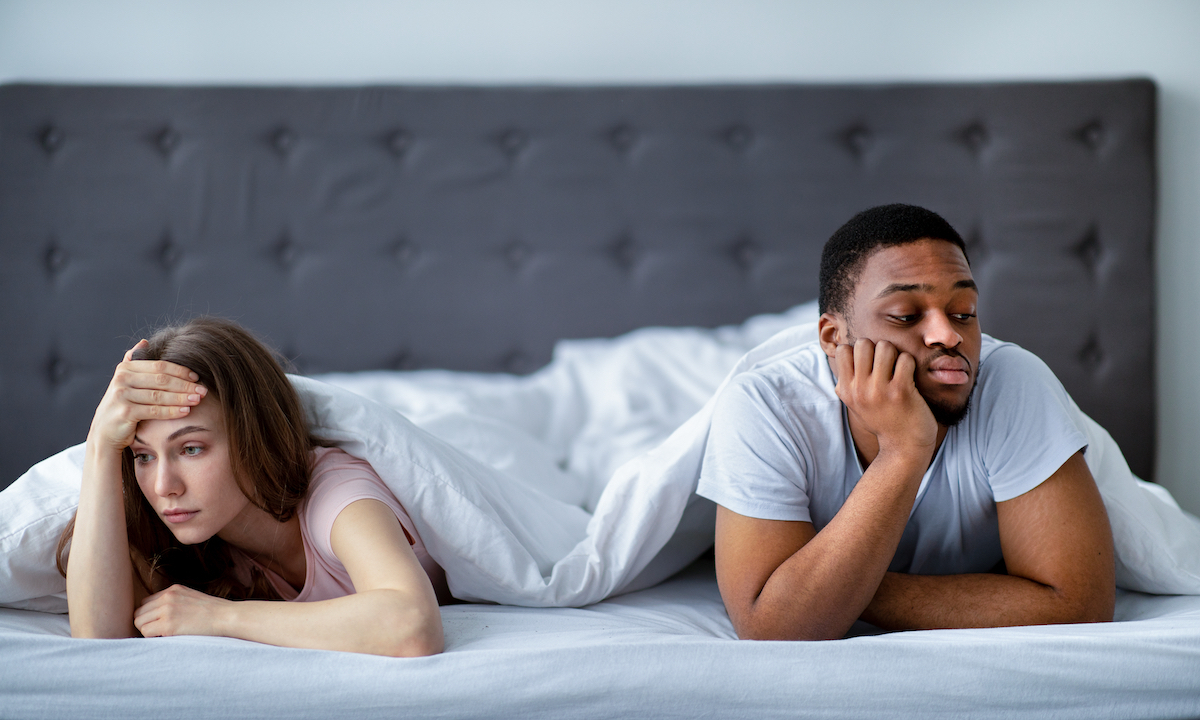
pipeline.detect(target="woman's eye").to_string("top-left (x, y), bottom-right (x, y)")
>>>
top-left (182, 446), bottom-right (203, 456)
top-left (133, 453), bottom-right (152, 464)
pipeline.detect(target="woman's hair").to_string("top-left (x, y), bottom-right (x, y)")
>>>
top-left (56, 316), bottom-right (321, 599)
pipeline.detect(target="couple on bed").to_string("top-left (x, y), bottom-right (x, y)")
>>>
top-left (59, 203), bottom-right (1114, 656)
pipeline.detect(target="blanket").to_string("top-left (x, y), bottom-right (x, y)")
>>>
top-left (3, 304), bottom-right (1199, 611)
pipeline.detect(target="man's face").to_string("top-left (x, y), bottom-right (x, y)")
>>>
top-left (830, 238), bottom-right (981, 426)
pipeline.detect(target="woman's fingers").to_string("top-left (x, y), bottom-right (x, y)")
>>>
top-left (115, 362), bottom-right (205, 398)
top-left (122, 359), bottom-right (201, 386)
top-left (117, 386), bottom-right (204, 408)
top-left (122, 340), bottom-right (145, 364)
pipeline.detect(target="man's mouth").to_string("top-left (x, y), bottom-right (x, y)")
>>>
top-left (926, 355), bottom-right (971, 385)
top-left (163, 509), bottom-right (199, 524)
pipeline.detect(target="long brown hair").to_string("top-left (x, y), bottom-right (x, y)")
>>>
top-left (57, 317), bottom-right (321, 599)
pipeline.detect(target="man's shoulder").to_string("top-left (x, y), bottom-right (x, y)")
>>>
top-left (976, 335), bottom-right (1062, 388)
top-left (727, 340), bottom-right (838, 408)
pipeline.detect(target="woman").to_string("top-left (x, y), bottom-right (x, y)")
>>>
top-left (57, 317), bottom-right (446, 656)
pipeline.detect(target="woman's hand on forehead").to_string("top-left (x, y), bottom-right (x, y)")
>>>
top-left (88, 340), bottom-right (208, 453)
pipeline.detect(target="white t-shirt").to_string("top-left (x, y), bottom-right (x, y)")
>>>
top-left (696, 335), bottom-right (1088, 575)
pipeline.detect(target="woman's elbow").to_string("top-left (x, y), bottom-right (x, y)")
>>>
top-left (69, 621), bottom-right (138, 640)
top-left (396, 629), bottom-right (444, 658)
top-left (376, 602), bottom-right (444, 658)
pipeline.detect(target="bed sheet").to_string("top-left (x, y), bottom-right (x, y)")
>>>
top-left (3, 556), bottom-right (1199, 720)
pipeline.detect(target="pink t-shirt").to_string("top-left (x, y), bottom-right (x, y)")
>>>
top-left (237, 446), bottom-right (445, 602)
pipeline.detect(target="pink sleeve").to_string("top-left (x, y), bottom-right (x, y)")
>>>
top-left (303, 447), bottom-right (418, 565)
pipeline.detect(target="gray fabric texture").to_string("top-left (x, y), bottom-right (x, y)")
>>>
top-left (0, 81), bottom-right (1156, 487)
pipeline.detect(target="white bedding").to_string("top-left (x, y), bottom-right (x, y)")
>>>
top-left (3, 304), bottom-right (1200, 718)
top-left (4, 302), bottom-right (1200, 611)
top-left (3, 556), bottom-right (1200, 719)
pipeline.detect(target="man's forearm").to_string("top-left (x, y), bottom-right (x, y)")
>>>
top-left (729, 450), bottom-right (928, 641)
top-left (861, 570), bottom-right (1111, 631)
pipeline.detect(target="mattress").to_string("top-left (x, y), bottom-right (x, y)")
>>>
top-left (3, 555), bottom-right (1199, 720)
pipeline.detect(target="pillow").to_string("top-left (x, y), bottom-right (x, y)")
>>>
top-left (0, 444), bottom-right (83, 613)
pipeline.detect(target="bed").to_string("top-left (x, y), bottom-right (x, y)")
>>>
top-left (3, 80), bottom-right (1199, 719)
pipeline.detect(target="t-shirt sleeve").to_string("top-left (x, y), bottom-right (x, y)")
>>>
top-left (303, 449), bottom-right (416, 565)
top-left (697, 375), bottom-right (815, 522)
top-left (977, 345), bottom-right (1089, 502)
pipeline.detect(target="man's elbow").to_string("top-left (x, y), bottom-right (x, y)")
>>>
top-left (732, 610), bottom-right (846, 642)
top-left (1048, 580), bottom-right (1115, 625)
top-left (1067, 589), bottom-right (1115, 624)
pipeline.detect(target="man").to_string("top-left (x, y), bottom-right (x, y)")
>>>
top-left (697, 204), bottom-right (1115, 641)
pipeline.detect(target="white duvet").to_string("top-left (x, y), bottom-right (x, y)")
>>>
top-left (3, 302), bottom-right (1200, 611)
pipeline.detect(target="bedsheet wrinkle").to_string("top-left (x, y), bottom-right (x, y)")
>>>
top-left (2, 559), bottom-right (1200, 720)
top-left (2, 302), bottom-right (1199, 613)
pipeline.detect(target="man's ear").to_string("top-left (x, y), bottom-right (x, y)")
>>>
top-left (818, 313), bottom-right (844, 359)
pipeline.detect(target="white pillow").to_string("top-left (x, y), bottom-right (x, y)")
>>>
top-left (0, 444), bottom-right (83, 613)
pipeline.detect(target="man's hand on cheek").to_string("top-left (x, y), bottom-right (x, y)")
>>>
top-left (833, 339), bottom-right (937, 456)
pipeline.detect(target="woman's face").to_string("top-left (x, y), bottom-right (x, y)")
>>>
top-left (129, 396), bottom-right (252, 545)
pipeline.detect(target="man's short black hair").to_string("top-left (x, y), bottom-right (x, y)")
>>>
top-left (818, 204), bottom-right (969, 315)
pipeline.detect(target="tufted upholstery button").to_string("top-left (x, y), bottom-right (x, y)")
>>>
top-left (46, 353), bottom-right (70, 386)
top-left (1072, 226), bottom-right (1102, 275)
top-left (723, 124), bottom-right (752, 151)
top-left (499, 129), bottom-right (526, 156)
top-left (1077, 333), bottom-right (1104, 371)
top-left (963, 225), bottom-right (987, 261)
top-left (504, 240), bottom-right (530, 269)
top-left (841, 125), bottom-right (872, 159)
top-left (392, 237), bottom-right (418, 266)
top-left (390, 349), bottom-right (416, 371)
top-left (729, 236), bottom-right (760, 270)
top-left (274, 235), bottom-right (298, 267)
top-left (610, 234), bottom-right (637, 269)
top-left (39, 125), bottom-right (64, 154)
top-left (1076, 120), bottom-right (1105, 150)
top-left (609, 124), bottom-right (636, 152)
top-left (44, 243), bottom-right (68, 276)
top-left (958, 122), bottom-right (989, 153)
top-left (387, 129), bottom-right (412, 156)
top-left (279, 346), bottom-right (304, 374)
top-left (155, 127), bottom-right (180, 156)
top-left (501, 350), bottom-right (532, 374)
top-left (157, 235), bottom-right (181, 270)
top-left (272, 127), bottom-right (296, 155)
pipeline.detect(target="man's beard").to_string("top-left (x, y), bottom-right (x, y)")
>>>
top-left (924, 387), bottom-right (973, 427)
top-left (920, 351), bottom-right (977, 428)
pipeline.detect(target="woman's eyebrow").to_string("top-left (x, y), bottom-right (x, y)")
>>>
top-left (166, 426), bottom-right (208, 442)
top-left (132, 426), bottom-right (209, 446)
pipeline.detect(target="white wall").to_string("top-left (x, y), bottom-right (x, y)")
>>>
top-left (3, 0), bottom-right (1199, 512)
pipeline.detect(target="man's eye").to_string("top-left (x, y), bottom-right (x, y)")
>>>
top-left (890, 315), bottom-right (917, 323)
top-left (952, 313), bottom-right (977, 321)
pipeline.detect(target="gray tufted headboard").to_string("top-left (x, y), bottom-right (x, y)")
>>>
top-left (0, 80), bottom-right (1156, 490)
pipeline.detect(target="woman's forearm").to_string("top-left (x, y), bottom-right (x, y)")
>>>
top-left (218, 589), bottom-right (443, 657)
top-left (66, 441), bottom-right (137, 638)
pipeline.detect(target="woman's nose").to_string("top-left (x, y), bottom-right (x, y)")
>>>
top-left (154, 462), bottom-right (184, 497)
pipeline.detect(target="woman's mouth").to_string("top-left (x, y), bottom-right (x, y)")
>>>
top-left (163, 509), bottom-right (199, 524)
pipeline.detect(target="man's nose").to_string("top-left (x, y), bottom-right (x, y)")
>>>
top-left (924, 312), bottom-right (963, 349)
